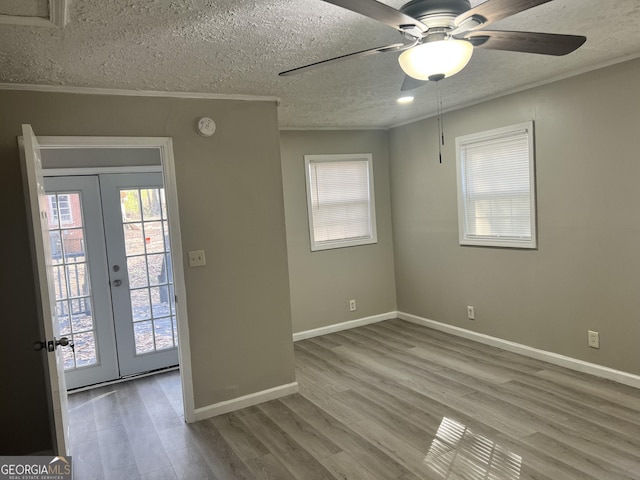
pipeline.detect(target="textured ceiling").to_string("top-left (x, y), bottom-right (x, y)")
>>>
top-left (0, 0), bottom-right (639, 128)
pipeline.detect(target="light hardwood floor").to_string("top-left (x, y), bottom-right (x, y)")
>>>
top-left (68, 319), bottom-right (640, 479)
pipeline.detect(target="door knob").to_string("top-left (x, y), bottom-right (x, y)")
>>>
top-left (34, 337), bottom-right (73, 352)
top-left (47, 337), bottom-right (72, 352)
top-left (113, 279), bottom-right (122, 287)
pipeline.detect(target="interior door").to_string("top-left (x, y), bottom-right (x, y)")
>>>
top-left (100, 173), bottom-right (178, 376)
top-left (20, 124), bottom-right (69, 455)
top-left (43, 176), bottom-right (120, 389)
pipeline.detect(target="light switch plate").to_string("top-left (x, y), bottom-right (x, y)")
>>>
top-left (188, 250), bottom-right (206, 267)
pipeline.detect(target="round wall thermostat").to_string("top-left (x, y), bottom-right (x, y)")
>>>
top-left (197, 117), bottom-right (216, 137)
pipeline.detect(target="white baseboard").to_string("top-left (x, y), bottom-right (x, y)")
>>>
top-left (293, 311), bottom-right (397, 342)
top-left (397, 311), bottom-right (640, 390)
top-left (193, 382), bottom-right (299, 421)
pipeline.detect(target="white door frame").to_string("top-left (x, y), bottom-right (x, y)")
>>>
top-left (38, 136), bottom-right (196, 423)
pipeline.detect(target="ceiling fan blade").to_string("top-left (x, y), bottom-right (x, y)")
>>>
top-left (455, 0), bottom-right (553, 32)
top-left (401, 75), bottom-right (428, 92)
top-left (279, 43), bottom-right (405, 76)
top-left (322, 0), bottom-right (428, 35)
top-left (465, 30), bottom-right (586, 56)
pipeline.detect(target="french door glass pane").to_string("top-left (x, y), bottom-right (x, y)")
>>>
top-left (127, 255), bottom-right (148, 288)
top-left (121, 191), bottom-right (142, 222)
top-left (147, 254), bottom-right (165, 286)
top-left (124, 224), bottom-right (145, 256)
top-left (130, 289), bottom-right (151, 321)
top-left (74, 332), bottom-right (97, 368)
top-left (153, 318), bottom-right (173, 350)
top-left (62, 229), bottom-right (85, 263)
top-left (119, 188), bottom-right (177, 355)
top-left (144, 222), bottom-right (164, 254)
top-left (46, 192), bottom-right (98, 370)
top-left (141, 189), bottom-right (162, 221)
top-left (133, 321), bottom-right (154, 354)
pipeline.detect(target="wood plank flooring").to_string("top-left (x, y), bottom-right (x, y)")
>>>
top-left (68, 319), bottom-right (640, 479)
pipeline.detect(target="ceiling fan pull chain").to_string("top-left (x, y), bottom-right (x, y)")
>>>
top-left (435, 80), bottom-right (444, 164)
top-left (439, 87), bottom-right (445, 147)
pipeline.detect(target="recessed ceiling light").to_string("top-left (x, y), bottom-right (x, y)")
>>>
top-left (397, 96), bottom-right (414, 104)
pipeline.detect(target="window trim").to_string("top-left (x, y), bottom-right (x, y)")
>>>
top-left (304, 153), bottom-right (377, 252)
top-left (455, 121), bottom-right (537, 249)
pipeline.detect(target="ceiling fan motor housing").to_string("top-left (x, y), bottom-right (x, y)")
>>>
top-left (400, 0), bottom-right (471, 22)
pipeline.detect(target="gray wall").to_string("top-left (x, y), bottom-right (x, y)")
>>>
top-left (0, 90), bottom-right (295, 454)
top-left (389, 58), bottom-right (640, 376)
top-left (280, 130), bottom-right (397, 333)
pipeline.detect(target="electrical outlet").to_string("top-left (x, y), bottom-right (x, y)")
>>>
top-left (349, 299), bottom-right (357, 312)
top-left (467, 306), bottom-right (475, 320)
top-left (188, 250), bottom-right (206, 267)
top-left (588, 330), bottom-right (600, 349)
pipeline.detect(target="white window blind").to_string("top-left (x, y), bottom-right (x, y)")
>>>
top-left (456, 122), bottom-right (536, 248)
top-left (304, 154), bottom-right (377, 251)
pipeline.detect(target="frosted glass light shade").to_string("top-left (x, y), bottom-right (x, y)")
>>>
top-left (398, 40), bottom-right (473, 80)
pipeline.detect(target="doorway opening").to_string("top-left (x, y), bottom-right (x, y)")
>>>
top-left (38, 137), bottom-right (195, 424)
top-left (44, 173), bottom-right (179, 389)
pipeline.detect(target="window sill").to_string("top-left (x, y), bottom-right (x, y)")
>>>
top-left (460, 237), bottom-right (536, 249)
top-left (311, 237), bottom-right (377, 252)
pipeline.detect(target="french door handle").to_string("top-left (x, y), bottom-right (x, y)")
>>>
top-left (49, 337), bottom-right (71, 352)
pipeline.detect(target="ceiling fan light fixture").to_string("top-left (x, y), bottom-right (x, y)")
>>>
top-left (398, 39), bottom-right (473, 81)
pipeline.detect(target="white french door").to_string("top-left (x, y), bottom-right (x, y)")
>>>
top-left (100, 173), bottom-right (178, 376)
top-left (44, 176), bottom-right (119, 389)
top-left (44, 173), bottom-right (178, 389)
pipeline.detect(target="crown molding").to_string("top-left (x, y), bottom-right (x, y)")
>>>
top-left (279, 126), bottom-right (387, 131)
top-left (0, 82), bottom-right (280, 103)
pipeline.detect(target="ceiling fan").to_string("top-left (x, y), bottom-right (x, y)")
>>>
top-left (279, 0), bottom-right (587, 91)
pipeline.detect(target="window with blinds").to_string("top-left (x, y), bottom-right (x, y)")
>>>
top-left (455, 122), bottom-right (537, 248)
top-left (304, 154), bottom-right (377, 251)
